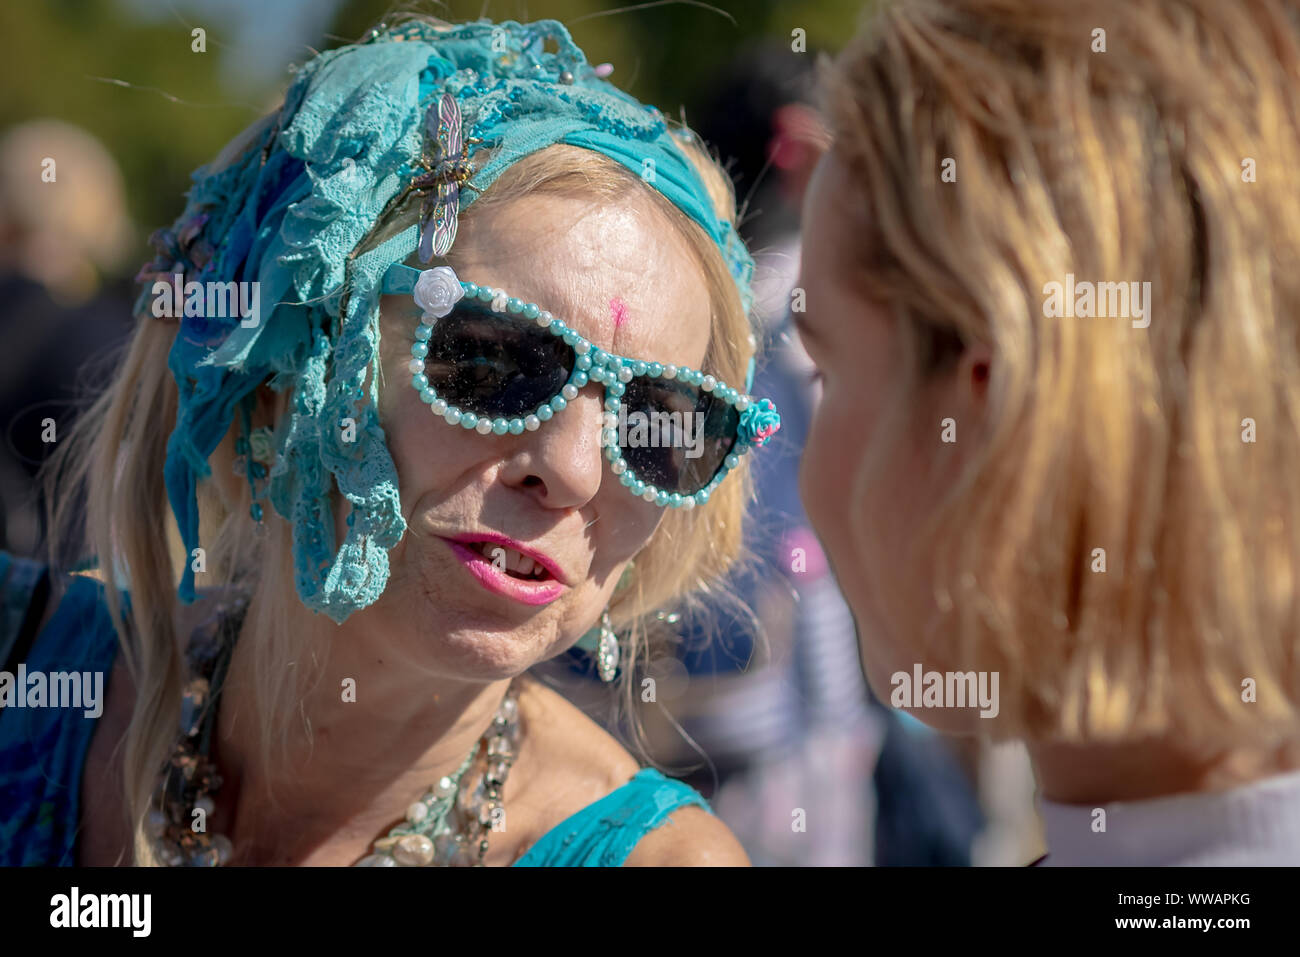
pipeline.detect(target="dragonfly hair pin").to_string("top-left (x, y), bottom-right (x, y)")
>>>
top-left (398, 92), bottom-right (484, 262)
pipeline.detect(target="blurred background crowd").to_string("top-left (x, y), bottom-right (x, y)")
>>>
top-left (0, 0), bottom-right (1042, 866)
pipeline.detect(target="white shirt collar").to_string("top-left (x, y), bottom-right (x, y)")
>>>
top-left (1038, 769), bottom-right (1300, 865)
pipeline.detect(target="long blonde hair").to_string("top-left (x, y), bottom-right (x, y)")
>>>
top-left (825, 0), bottom-right (1300, 744)
top-left (42, 24), bottom-right (754, 865)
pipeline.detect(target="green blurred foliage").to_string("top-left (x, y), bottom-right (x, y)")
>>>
top-left (0, 0), bottom-right (866, 280)
top-left (0, 0), bottom-right (274, 255)
top-left (330, 0), bottom-right (868, 122)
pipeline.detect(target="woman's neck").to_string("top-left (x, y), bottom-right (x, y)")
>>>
top-left (1029, 735), bottom-right (1300, 805)
top-left (208, 584), bottom-right (514, 865)
top-left (1029, 736), bottom-right (1300, 865)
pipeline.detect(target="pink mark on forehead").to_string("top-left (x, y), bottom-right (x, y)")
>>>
top-left (609, 297), bottom-right (630, 331)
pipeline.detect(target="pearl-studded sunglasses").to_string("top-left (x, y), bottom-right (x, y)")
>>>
top-left (381, 264), bottom-right (781, 509)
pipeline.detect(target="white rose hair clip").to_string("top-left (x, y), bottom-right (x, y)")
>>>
top-left (413, 266), bottom-right (465, 318)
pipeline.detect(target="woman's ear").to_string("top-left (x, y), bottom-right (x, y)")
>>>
top-left (957, 342), bottom-right (993, 440)
top-left (930, 340), bottom-right (993, 450)
top-left (963, 342), bottom-right (991, 402)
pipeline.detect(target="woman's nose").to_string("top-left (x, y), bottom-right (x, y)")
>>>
top-left (496, 384), bottom-right (607, 509)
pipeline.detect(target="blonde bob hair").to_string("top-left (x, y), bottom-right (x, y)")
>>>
top-left (825, 0), bottom-right (1300, 745)
top-left (43, 22), bottom-right (754, 865)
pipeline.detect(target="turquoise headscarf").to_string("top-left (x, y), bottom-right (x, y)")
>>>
top-left (134, 19), bottom-right (756, 623)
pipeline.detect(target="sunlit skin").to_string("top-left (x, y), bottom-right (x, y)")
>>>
top-left (75, 187), bottom-right (749, 866)
top-left (369, 192), bottom-right (711, 685)
top-left (796, 152), bottom-right (986, 736)
top-left (796, 150), bottom-right (1300, 807)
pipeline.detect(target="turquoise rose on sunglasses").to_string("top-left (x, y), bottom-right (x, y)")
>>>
top-left (738, 400), bottom-right (780, 448)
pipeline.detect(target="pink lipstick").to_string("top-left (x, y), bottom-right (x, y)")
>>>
top-left (441, 535), bottom-right (568, 606)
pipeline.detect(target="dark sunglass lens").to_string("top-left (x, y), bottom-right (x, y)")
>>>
top-left (421, 303), bottom-right (573, 418)
top-left (617, 376), bottom-right (738, 495)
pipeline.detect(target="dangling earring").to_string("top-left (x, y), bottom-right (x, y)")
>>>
top-left (573, 562), bottom-right (634, 682)
top-left (575, 609), bottom-right (619, 683)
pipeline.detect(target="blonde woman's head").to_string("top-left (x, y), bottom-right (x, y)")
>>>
top-left (798, 0), bottom-right (1300, 746)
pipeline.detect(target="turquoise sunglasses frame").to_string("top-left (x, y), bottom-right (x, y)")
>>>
top-left (381, 263), bottom-right (781, 509)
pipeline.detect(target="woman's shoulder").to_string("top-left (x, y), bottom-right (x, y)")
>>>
top-left (0, 557), bottom-right (124, 865)
top-left (0, 557), bottom-right (109, 662)
top-left (0, 559), bottom-right (123, 691)
top-left (513, 676), bottom-right (749, 866)
top-left (6, 559), bottom-right (228, 661)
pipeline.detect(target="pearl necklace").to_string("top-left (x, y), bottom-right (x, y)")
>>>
top-left (148, 591), bottom-right (521, 867)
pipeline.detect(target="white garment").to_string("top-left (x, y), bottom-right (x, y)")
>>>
top-left (1038, 769), bottom-right (1300, 865)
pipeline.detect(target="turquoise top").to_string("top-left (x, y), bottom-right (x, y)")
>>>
top-left (0, 554), bottom-right (710, 866)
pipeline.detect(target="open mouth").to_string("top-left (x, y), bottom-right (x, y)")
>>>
top-left (462, 541), bottom-right (554, 581)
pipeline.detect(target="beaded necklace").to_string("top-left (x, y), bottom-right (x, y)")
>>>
top-left (147, 591), bottom-right (520, 866)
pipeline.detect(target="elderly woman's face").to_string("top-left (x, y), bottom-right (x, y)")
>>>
top-left (372, 189), bottom-right (711, 678)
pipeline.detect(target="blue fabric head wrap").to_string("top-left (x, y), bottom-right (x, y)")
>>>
top-left (134, 18), bottom-right (757, 623)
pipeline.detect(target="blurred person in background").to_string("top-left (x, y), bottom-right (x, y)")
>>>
top-left (0, 120), bottom-right (134, 558)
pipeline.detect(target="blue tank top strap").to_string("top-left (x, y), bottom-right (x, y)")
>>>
top-left (512, 766), bottom-right (712, 867)
top-left (0, 564), bottom-right (123, 865)
top-left (0, 552), bottom-right (50, 671)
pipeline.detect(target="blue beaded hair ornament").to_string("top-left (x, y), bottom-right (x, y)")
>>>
top-left (133, 18), bottom-right (779, 624)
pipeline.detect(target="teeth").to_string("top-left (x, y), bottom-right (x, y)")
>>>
top-left (474, 543), bottom-right (547, 579)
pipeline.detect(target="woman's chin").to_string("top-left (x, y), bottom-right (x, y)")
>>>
top-left (405, 613), bottom-right (559, 680)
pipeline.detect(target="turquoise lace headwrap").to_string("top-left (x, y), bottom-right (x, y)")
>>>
top-left (135, 19), bottom-right (757, 623)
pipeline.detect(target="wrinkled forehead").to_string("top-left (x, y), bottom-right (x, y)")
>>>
top-left (446, 191), bottom-right (714, 371)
